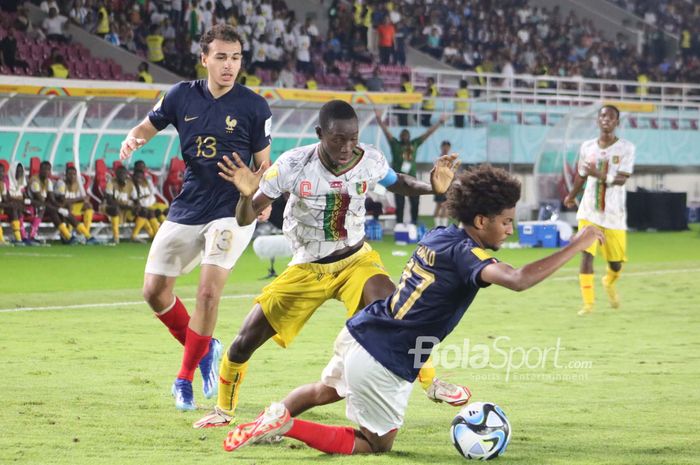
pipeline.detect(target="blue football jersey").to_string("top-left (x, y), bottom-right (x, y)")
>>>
top-left (148, 80), bottom-right (272, 224)
top-left (346, 225), bottom-right (498, 382)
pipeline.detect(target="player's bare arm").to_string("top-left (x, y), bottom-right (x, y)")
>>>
top-left (374, 108), bottom-right (395, 142)
top-left (388, 154), bottom-right (458, 196)
top-left (564, 173), bottom-right (586, 208)
top-left (417, 113), bottom-right (449, 144)
top-left (480, 226), bottom-right (605, 291)
top-left (120, 116), bottom-right (158, 160)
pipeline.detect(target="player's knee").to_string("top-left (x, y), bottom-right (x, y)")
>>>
top-left (228, 334), bottom-right (255, 362)
top-left (142, 282), bottom-right (167, 309)
top-left (369, 439), bottom-right (393, 453)
top-left (196, 286), bottom-right (220, 308)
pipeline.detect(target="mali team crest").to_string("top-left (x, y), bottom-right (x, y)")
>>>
top-left (356, 181), bottom-right (368, 194)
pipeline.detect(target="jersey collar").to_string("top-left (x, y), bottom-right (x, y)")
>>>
top-left (317, 144), bottom-right (365, 177)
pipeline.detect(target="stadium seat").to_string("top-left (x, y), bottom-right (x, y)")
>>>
top-left (163, 158), bottom-right (185, 203)
top-left (29, 157), bottom-right (40, 176)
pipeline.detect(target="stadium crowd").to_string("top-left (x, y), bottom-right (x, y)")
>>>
top-left (1, 0), bottom-right (699, 87)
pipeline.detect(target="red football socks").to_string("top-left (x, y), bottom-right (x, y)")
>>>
top-left (156, 297), bottom-right (190, 345)
top-left (285, 419), bottom-right (355, 455)
top-left (177, 327), bottom-right (211, 381)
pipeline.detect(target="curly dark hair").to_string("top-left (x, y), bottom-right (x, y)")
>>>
top-left (445, 164), bottom-right (521, 225)
top-left (200, 24), bottom-right (243, 55)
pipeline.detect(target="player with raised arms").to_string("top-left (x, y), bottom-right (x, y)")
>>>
top-left (223, 165), bottom-right (605, 454)
top-left (118, 24), bottom-right (272, 411)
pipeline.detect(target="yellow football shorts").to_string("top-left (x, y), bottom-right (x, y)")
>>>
top-left (255, 242), bottom-right (390, 348)
top-left (578, 219), bottom-right (627, 262)
top-left (70, 201), bottom-right (93, 216)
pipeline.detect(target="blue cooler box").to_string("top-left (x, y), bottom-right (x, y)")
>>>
top-left (518, 222), bottom-right (560, 248)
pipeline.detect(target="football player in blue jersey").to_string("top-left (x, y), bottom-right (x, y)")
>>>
top-left (118, 24), bottom-right (273, 411)
top-left (223, 164), bottom-right (605, 455)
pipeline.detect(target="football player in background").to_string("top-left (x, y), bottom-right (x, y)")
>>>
top-left (564, 105), bottom-right (635, 315)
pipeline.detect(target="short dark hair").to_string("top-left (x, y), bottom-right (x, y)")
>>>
top-left (200, 24), bottom-right (243, 55)
top-left (599, 104), bottom-right (620, 120)
top-left (445, 164), bottom-right (521, 225)
top-left (319, 100), bottom-right (357, 131)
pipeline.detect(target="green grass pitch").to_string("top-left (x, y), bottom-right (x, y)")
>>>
top-left (1, 226), bottom-right (699, 464)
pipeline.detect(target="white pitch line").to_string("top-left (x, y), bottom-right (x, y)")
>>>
top-left (550, 267), bottom-right (700, 281)
top-left (1, 267), bottom-right (699, 314)
top-left (0, 293), bottom-right (258, 313)
top-left (1, 252), bottom-right (74, 258)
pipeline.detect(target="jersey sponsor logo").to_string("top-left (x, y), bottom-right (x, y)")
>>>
top-left (300, 180), bottom-right (312, 197)
top-left (225, 116), bottom-right (237, 133)
top-left (329, 181), bottom-right (343, 189)
top-left (184, 115), bottom-right (199, 122)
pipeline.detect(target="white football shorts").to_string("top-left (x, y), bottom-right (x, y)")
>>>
top-left (145, 218), bottom-right (255, 277)
top-left (321, 327), bottom-right (413, 436)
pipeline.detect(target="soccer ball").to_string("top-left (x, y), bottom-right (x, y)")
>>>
top-left (450, 402), bottom-right (511, 460)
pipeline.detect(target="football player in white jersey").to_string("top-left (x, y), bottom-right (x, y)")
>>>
top-left (194, 100), bottom-right (469, 429)
top-left (564, 105), bottom-right (635, 315)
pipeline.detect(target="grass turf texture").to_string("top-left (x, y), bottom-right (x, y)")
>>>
top-left (1, 225), bottom-right (699, 464)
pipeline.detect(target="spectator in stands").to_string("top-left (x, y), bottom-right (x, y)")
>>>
top-left (374, 109), bottom-right (448, 225)
top-left (42, 7), bottom-right (69, 43)
top-left (396, 72), bottom-right (414, 126)
top-left (47, 53), bottom-right (69, 78)
top-left (39, 0), bottom-right (59, 14)
top-left (13, 6), bottom-right (44, 42)
top-left (137, 62), bottom-right (153, 83)
top-left (421, 77), bottom-right (438, 127)
top-left (146, 24), bottom-right (165, 64)
top-left (454, 79), bottom-right (469, 128)
top-left (105, 21), bottom-right (121, 46)
top-left (305, 71), bottom-right (318, 89)
top-left (95, 0), bottom-right (110, 38)
top-left (277, 59), bottom-right (295, 87)
top-left (0, 26), bottom-right (28, 72)
top-left (54, 165), bottom-right (98, 244)
top-left (350, 30), bottom-right (373, 64)
top-left (295, 25), bottom-right (313, 73)
top-left (366, 66), bottom-right (384, 91)
top-left (376, 15), bottom-right (395, 65)
top-left (393, 19), bottom-right (408, 65)
top-left (68, 0), bottom-right (89, 28)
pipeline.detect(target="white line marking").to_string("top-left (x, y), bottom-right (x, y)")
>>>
top-left (550, 268), bottom-right (700, 281)
top-left (1, 252), bottom-right (74, 258)
top-left (0, 294), bottom-right (258, 313)
top-left (1, 268), bottom-right (699, 314)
